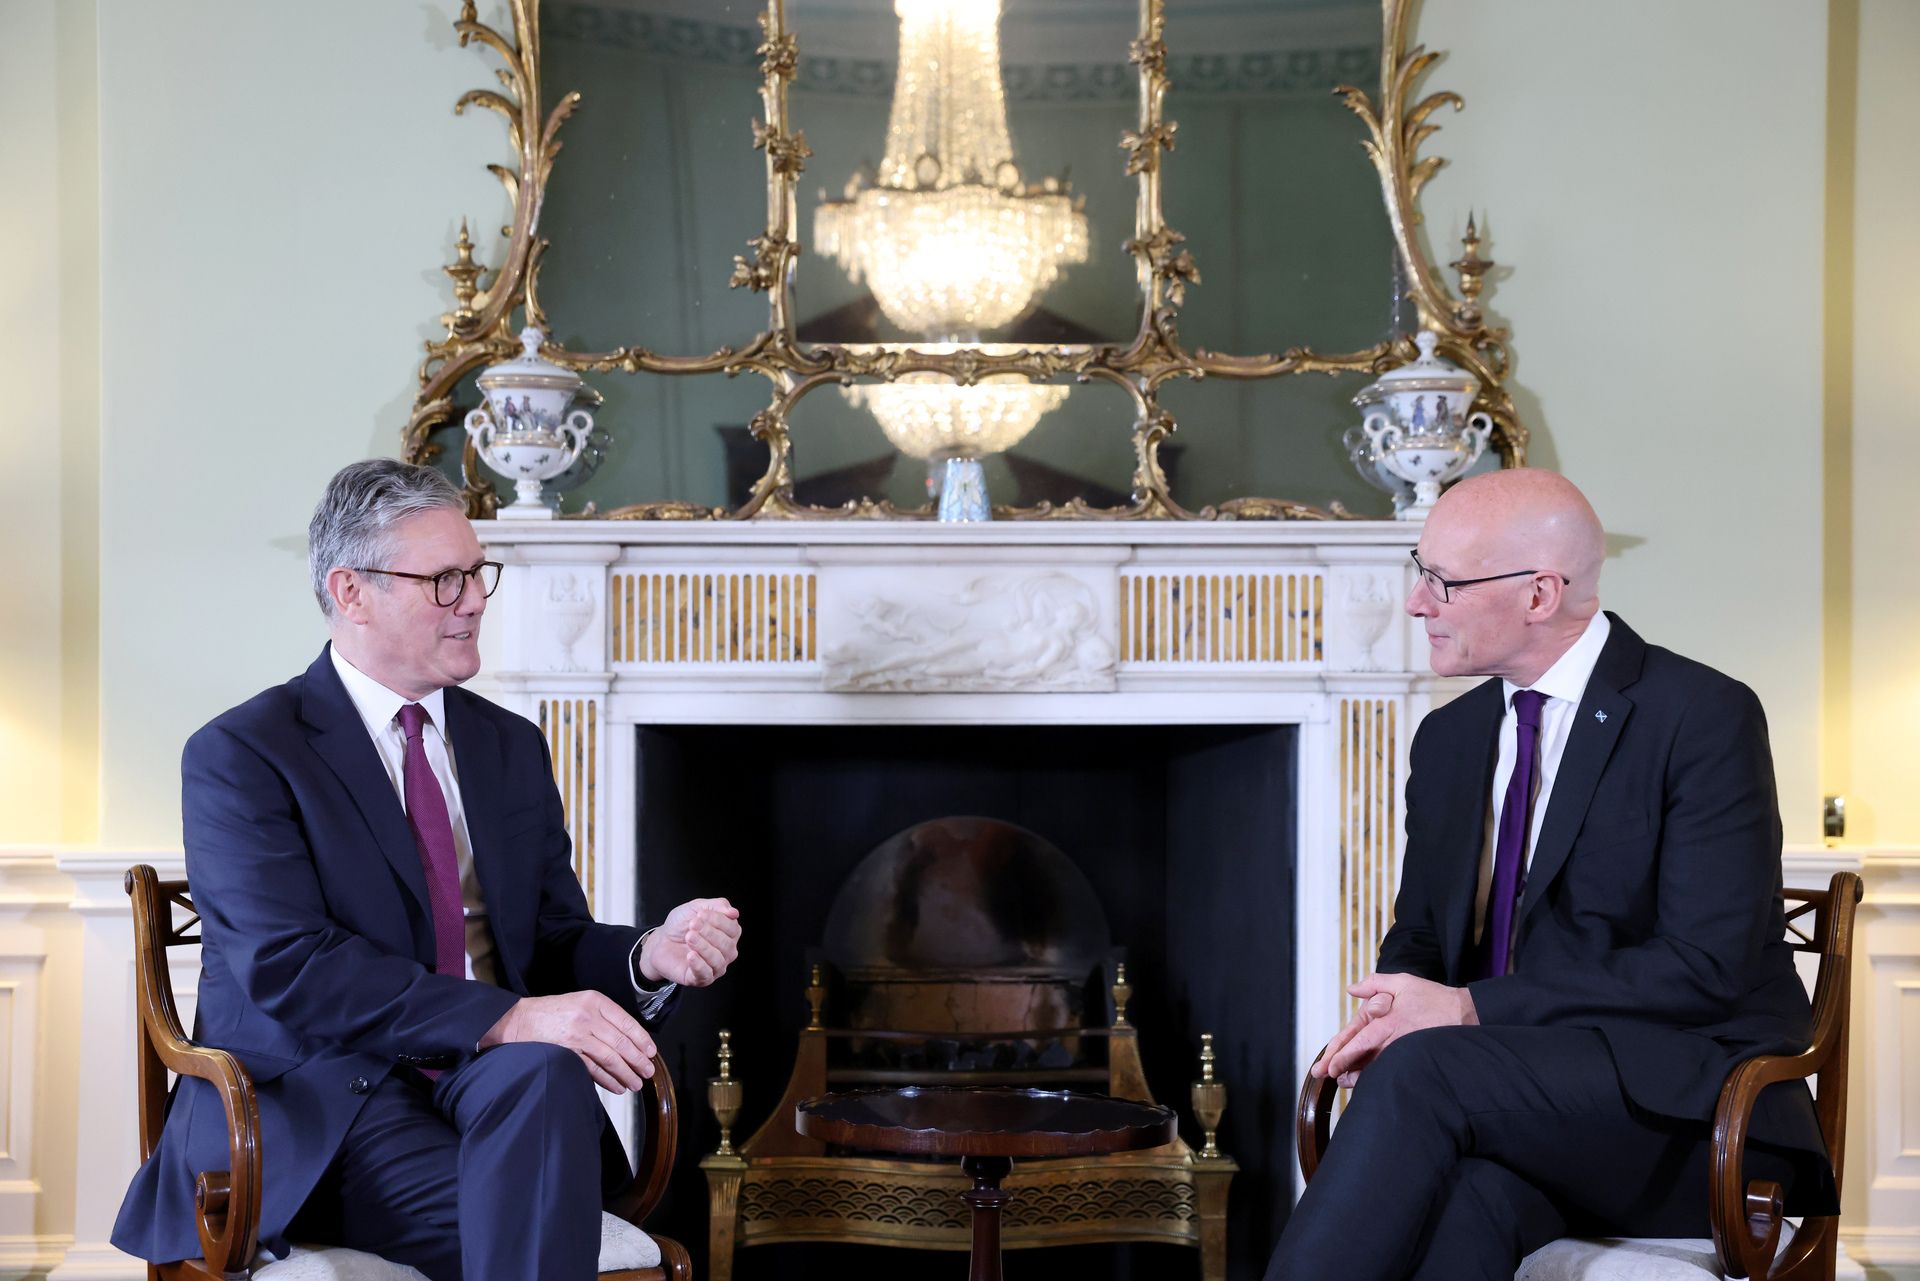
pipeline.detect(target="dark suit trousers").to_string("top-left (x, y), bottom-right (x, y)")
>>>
top-left (287, 1043), bottom-right (609, 1281)
top-left (1264, 1025), bottom-right (1729, 1281)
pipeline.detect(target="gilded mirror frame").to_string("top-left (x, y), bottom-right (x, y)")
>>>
top-left (406, 0), bottom-right (1523, 520)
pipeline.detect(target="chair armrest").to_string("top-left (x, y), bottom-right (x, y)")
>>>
top-left (170, 1045), bottom-right (264, 1275)
top-left (1295, 1045), bottom-right (1338, 1183)
top-left (607, 1052), bottom-right (678, 1228)
top-left (126, 865), bottom-right (262, 1275)
top-left (1709, 1050), bottom-right (1820, 1280)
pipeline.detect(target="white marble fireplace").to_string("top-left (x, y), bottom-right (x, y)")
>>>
top-left (470, 518), bottom-right (1443, 1118)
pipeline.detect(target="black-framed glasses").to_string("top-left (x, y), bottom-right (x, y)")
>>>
top-left (1410, 550), bottom-right (1567, 604)
top-left (354, 560), bottom-right (503, 607)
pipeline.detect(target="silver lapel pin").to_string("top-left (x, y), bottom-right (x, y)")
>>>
top-left (1594, 709), bottom-right (1608, 724)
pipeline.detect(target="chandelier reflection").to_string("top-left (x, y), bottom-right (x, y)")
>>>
top-left (816, 0), bottom-right (1087, 519)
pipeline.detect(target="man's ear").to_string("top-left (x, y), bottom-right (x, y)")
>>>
top-left (327, 566), bottom-right (369, 624)
top-left (1527, 571), bottom-right (1565, 620)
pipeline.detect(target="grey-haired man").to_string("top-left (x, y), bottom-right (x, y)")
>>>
top-left (114, 459), bottom-right (741, 1280)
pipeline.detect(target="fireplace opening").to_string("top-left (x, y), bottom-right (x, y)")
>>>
top-left (635, 723), bottom-right (1297, 1281)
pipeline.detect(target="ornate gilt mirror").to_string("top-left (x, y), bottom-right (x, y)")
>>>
top-left (407, 0), bottom-right (1521, 520)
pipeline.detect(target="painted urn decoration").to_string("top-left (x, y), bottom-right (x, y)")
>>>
top-left (465, 326), bottom-right (598, 519)
top-left (1349, 330), bottom-right (1492, 520)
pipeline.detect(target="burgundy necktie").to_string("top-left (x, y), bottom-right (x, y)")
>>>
top-left (397, 703), bottom-right (467, 979)
top-left (1482, 688), bottom-right (1547, 979)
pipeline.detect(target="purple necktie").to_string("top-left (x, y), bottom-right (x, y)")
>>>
top-left (398, 703), bottom-right (467, 979)
top-left (1482, 688), bottom-right (1547, 979)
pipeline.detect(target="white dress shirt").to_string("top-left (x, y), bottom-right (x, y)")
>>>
top-left (1473, 611), bottom-right (1612, 948)
top-left (329, 648), bottom-right (673, 1014)
top-left (331, 647), bottom-right (502, 984)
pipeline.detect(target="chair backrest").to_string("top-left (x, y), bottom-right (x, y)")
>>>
top-left (1777, 873), bottom-right (1860, 1206)
top-left (126, 867), bottom-right (206, 1162)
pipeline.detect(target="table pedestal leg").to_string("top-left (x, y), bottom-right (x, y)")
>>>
top-left (961, 1155), bottom-right (1014, 1281)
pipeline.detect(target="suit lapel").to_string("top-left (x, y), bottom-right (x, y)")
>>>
top-left (444, 689), bottom-right (525, 991)
top-left (1438, 680), bottom-right (1503, 980)
top-left (300, 646), bottom-right (432, 920)
top-left (1518, 614), bottom-right (1644, 934)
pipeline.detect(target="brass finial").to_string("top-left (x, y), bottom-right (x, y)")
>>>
top-left (1191, 1032), bottom-right (1227, 1160)
top-left (1111, 962), bottom-right (1132, 1029)
top-left (708, 1029), bottom-right (744, 1156)
top-left (442, 219), bottom-right (486, 325)
top-left (1449, 213), bottom-right (1492, 326)
top-left (806, 963), bottom-right (826, 1030)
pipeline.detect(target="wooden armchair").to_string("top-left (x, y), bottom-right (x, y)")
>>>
top-left (1295, 872), bottom-right (1862, 1281)
top-left (125, 864), bottom-right (692, 1281)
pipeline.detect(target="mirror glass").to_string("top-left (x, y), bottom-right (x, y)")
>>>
top-left (1163, 0), bottom-right (1394, 358)
top-left (524, 0), bottom-right (1399, 518)
top-left (791, 0), bottom-right (1140, 348)
top-left (785, 375), bottom-right (1140, 514)
top-left (538, 0), bottom-right (771, 355)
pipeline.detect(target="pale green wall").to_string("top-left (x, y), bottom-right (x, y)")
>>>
top-left (1845, 0), bottom-right (1920, 846)
top-left (90, 1), bottom-right (509, 845)
top-left (1418, 0), bottom-right (1831, 844)
top-left (3, 0), bottom-right (1908, 857)
top-left (0, 0), bottom-right (70, 845)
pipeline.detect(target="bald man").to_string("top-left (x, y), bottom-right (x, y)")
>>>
top-left (1264, 470), bottom-right (1835, 1280)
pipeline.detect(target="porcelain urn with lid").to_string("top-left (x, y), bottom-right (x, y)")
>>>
top-left (465, 326), bottom-right (597, 519)
top-left (1350, 330), bottom-right (1492, 520)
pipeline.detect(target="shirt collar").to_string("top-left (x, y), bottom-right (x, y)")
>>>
top-left (328, 644), bottom-right (449, 741)
top-left (1502, 611), bottom-right (1611, 711)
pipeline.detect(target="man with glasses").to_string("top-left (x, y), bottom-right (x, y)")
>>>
top-left (114, 460), bottom-right (742, 1280)
top-left (1265, 468), bottom-right (1833, 1280)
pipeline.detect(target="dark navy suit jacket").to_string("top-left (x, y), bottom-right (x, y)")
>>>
top-left (1377, 614), bottom-right (1835, 1208)
top-left (113, 647), bottom-right (667, 1263)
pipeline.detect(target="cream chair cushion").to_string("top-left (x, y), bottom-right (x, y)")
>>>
top-left (1519, 1230), bottom-right (1796, 1280)
top-left (1518, 1238), bottom-right (1725, 1279)
top-left (253, 1211), bottom-right (660, 1277)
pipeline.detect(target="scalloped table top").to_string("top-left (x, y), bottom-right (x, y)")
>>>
top-left (796, 1086), bottom-right (1176, 1159)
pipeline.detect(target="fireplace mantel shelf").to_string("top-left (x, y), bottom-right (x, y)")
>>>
top-left (480, 517), bottom-right (1420, 551)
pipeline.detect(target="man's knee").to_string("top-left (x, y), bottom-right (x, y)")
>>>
top-left (470, 1043), bottom-right (599, 1118)
top-left (1361, 1025), bottom-right (1470, 1093)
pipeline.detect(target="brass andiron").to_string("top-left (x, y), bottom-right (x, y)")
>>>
top-left (1111, 961), bottom-right (1133, 1029)
top-left (1191, 1032), bottom-right (1227, 1159)
top-left (805, 963), bottom-right (826, 1031)
top-left (708, 1030), bottom-right (744, 1156)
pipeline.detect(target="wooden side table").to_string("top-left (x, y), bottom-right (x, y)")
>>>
top-left (796, 1086), bottom-right (1176, 1281)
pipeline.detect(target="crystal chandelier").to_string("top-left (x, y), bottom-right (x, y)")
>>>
top-left (845, 346), bottom-right (1072, 461)
top-left (815, 0), bottom-right (1089, 335)
top-left (816, 0), bottom-right (1088, 518)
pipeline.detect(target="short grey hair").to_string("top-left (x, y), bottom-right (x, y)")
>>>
top-left (308, 460), bottom-right (463, 617)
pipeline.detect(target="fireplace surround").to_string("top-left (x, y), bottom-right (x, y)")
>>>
top-left (470, 518), bottom-right (1442, 1279)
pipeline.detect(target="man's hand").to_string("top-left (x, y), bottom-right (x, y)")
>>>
top-left (638, 897), bottom-right (741, 987)
top-left (479, 991), bottom-right (657, 1093)
top-left (1310, 972), bottom-right (1477, 1084)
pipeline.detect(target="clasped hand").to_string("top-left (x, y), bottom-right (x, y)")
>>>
top-left (637, 896), bottom-right (741, 987)
top-left (480, 896), bottom-right (741, 1095)
top-left (1309, 972), bottom-right (1477, 1087)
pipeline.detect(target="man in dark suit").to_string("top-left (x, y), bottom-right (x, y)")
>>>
top-left (1265, 469), bottom-right (1833, 1280)
top-left (113, 460), bottom-right (742, 1280)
